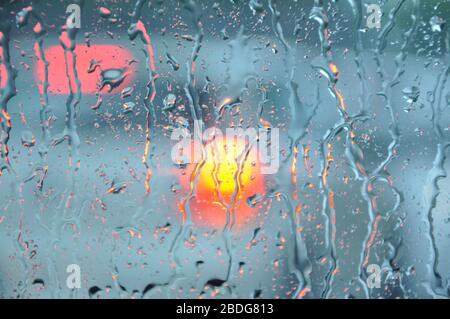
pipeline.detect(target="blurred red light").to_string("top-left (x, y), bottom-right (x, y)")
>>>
top-left (35, 44), bottom-right (136, 94)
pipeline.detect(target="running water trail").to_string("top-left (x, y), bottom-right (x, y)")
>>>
top-left (17, 7), bottom-right (50, 190)
top-left (103, 0), bottom-right (160, 292)
top-left (308, 0), bottom-right (417, 298)
top-left (354, 0), bottom-right (418, 298)
top-left (0, 25), bottom-right (17, 176)
top-left (422, 62), bottom-right (450, 297)
top-left (15, 4), bottom-right (56, 297)
top-left (49, 0), bottom-right (85, 297)
top-left (167, 0), bottom-right (207, 297)
top-left (268, 0), bottom-right (314, 298)
top-left (309, 0), bottom-right (347, 298)
top-left (0, 19), bottom-right (23, 296)
top-left (225, 134), bottom-right (257, 297)
top-left (346, 0), bottom-right (369, 116)
top-left (128, 0), bottom-right (158, 195)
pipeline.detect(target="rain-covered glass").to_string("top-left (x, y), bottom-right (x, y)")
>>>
top-left (0, 0), bottom-right (449, 299)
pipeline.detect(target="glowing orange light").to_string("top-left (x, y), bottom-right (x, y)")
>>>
top-left (180, 137), bottom-right (265, 230)
top-left (335, 89), bottom-right (346, 111)
top-left (329, 63), bottom-right (338, 75)
top-left (329, 191), bottom-right (335, 209)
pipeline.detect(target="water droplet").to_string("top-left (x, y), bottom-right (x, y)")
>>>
top-left (402, 86), bottom-right (420, 103)
top-left (99, 7), bottom-right (112, 18)
top-left (100, 68), bottom-right (129, 92)
top-left (247, 193), bottom-right (263, 208)
top-left (122, 102), bottom-right (136, 114)
top-left (21, 131), bottom-right (35, 147)
top-left (430, 16), bottom-right (445, 32)
top-left (107, 179), bottom-right (127, 194)
top-left (121, 86), bottom-right (134, 99)
top-left (166, 53), bottom-right (180, 71)
top-left (163, 93), bottom-right (177, 111)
